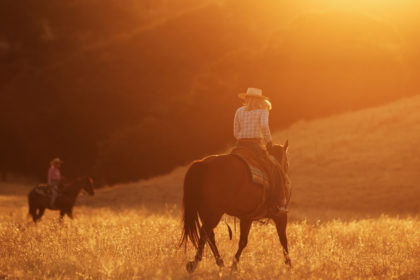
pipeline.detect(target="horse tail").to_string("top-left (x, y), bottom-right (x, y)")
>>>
top-left (180, 160), bottom-right (206, 249)
top-left (225, 222), bottom-right (233, 240)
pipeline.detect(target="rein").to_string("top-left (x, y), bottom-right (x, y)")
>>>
top-left (61, 177), bottom-right (87, 197)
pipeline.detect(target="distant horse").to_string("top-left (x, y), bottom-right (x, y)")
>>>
top-left (180, 141), bottom-right (291, 273)
top-left (28, 176), bottom-right (95, 222)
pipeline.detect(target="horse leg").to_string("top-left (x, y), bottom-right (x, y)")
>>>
top-left (206, 227), bottom-right (224, 267)
top-left (35, 208), bottom-right (45, 222)
top-left (232, 219), bottom-right (252, 271)
top-left (67, 209), bottom-right (73, 219)
top-left (199, 213), bottom-right (224, 268)
top-left (29, 206), bottom-right (37, 222)
top-left (186, 227), bottom-right (207, 273)
top-left (273, 214), bottom-right (291, 266)
top-left (59, 210), bottom-right (65, 221)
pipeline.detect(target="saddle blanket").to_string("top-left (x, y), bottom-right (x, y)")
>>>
top-left (231, 146), bottom-right (271, 190)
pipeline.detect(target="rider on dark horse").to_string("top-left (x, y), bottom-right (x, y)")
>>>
top-left (48, 157), bottom-right (63, 209)
top-left (180, 87), bottom-right (291, 272)
top-left (233, 88), bottom-right (287, 216)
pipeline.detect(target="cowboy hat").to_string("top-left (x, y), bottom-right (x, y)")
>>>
top-left (238, 88), bottom-right (268, 100)
top-left (50, 158), bottom-right (64, 165)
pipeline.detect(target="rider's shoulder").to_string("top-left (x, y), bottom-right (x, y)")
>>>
top-left (235, 106), bottom-right (247, 113)
top-left (258, 108), bottom-right (269, 113)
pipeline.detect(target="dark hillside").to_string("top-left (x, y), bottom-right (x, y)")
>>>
top-left (1, 1), bottom-right (419, 184)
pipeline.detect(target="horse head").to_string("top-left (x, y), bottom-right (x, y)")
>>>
top-left (83, 177), bottom-right (95, 196)
top-left (269, 139), bottom-right (289, 173)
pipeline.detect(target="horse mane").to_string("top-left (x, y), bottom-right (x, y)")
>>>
top-left (62, 176), bottom-right (93, 192)
top-left (68, 176), bottom-right (93, 184)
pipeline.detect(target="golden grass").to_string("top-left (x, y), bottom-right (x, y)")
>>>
top-left (1, 96), bottom-right (420, 279)
top-left (1, 203), bottom-right (419, 279)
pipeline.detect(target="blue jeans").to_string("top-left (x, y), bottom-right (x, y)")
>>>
top-left (50, 184), bottom-right (58, 207)
top-left (235, 139), bottom-right (284, 207)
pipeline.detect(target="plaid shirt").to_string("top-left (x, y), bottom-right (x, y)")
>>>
top-left (48, 166), bottom-right (61, 185)
top-left (234, 106), bottom-right (272, 143)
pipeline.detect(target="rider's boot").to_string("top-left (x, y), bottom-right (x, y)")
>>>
top-left (50, 192), bottom-right (57, 209)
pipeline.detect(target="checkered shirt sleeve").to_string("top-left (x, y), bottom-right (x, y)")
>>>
top-left (234, 106), bottom-right (272, 143)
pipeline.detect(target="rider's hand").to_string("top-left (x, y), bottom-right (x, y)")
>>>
top-left (266, 141), bottom-right (273, 151)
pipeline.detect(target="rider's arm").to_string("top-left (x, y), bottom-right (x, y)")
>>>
top-left (233, 108), bottom-right (241, 139)
top-left (47, 167), bottom-right (53, 185)
top-left (260, 109), bottom-right (272, 144)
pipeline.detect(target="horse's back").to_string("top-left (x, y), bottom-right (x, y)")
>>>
top-left (195, 153), bottom-right (264, 217)
top-left (28, 184), bottom-right (48, 210)
top-left (202, 153), bottom-right (246, 172)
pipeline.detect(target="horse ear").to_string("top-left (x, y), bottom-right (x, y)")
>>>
top-left (284, 139), bottom-right (289, 151)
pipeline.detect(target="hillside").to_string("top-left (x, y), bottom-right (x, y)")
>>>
top-left (1, 96), bottom-right (419, 279)
top-left (81, 95), bottom-right (420, 219)
top-left (3, 1), bottom-right (417, 184)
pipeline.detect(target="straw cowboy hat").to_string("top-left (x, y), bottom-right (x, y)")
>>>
top-left (238, 88), bottom-right (268, 100)
top-left (50, 158), bottom-right (64, 165)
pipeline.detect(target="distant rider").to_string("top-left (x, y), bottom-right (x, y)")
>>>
top-left (234, 88), bottom-right (287, 216)
top-left (48, 158), bottom-right (63, 208)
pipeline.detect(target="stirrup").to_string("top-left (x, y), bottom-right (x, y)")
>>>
top-left (268, 205), bottom-right (288, 216)
top-left (278, 206), bottom-right (288, 214)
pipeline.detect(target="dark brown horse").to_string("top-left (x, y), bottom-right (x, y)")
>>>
top-left (28, 176), bottom-right (95, 222)
top-left (181, 141), bottom-right (291, 273)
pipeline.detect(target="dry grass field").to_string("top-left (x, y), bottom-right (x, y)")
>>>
top-left (1, 96), bottom-right (420, 279)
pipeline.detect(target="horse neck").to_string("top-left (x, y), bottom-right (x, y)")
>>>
top-left (63, 178), bottom-right (86, 199)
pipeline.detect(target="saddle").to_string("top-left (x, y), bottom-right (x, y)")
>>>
top-left (34, 184), bottom-right (63, 198)
top-left (231, 145), bottom-right (278, 219)
top-left (231, 146), bottom-right (272, 190)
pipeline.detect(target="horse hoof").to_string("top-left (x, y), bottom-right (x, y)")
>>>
top-left (186, 261), bottom-right (197, 273)
top-left (231, 261), bottom-right (238, 272)
top-left (216, 258), bottom-right (224, 267)
top-left (285, 257), bottom-right (292, 267)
